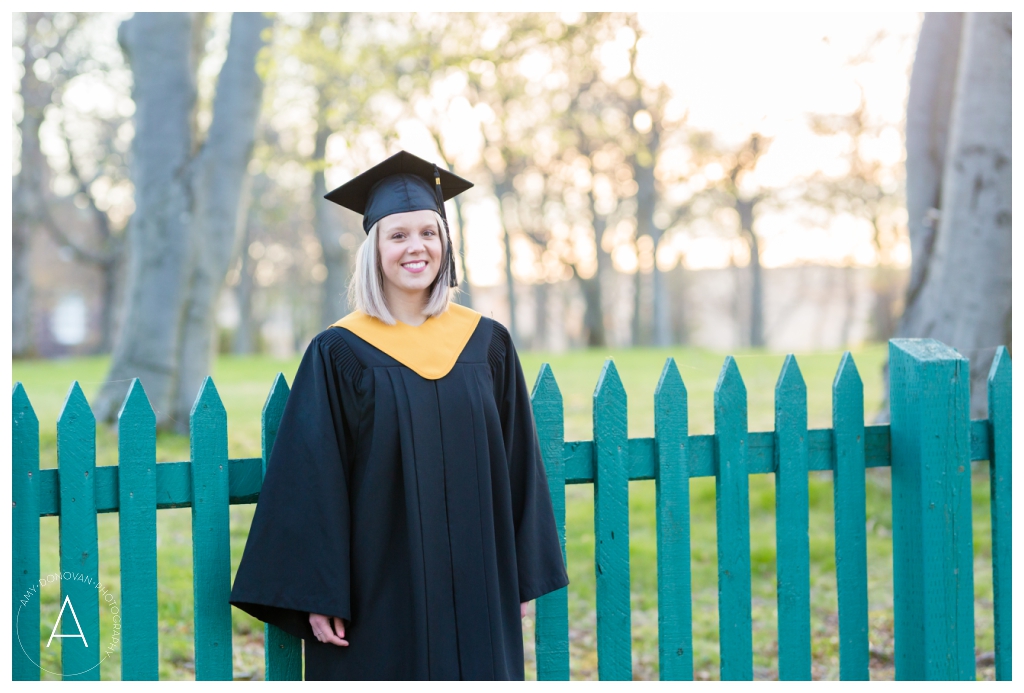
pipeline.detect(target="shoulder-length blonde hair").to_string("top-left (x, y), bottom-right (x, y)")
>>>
top-left (347, 210), bottom-right (455, 324)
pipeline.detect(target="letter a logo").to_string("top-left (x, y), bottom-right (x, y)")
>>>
top-left (47, 595), bottom-right (89, 648)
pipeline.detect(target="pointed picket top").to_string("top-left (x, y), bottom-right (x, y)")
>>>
top-left (594, 358), bottom-right (626, 401)
top-left (263, 372), bottom-right (291, 420)
top-left (12, 382), bottom-right (37, 425)
top-left (775, 354), bottom-right (806, 399)
top-left (833, 351), bottom-right (863, 396)
top-left (988, 345), bottom-right (1011, 386)
top-left (655, 357), bottom-right (686, 402)
top-left (714, 355), bottom-right (746, 402)
top-left (58, 381), bottom-right (95, 426)
top-left (118, 377), bottom-right (155, 424)
top-left (190, 375), bottom-right (226, 421)
top-left (531, 362), bottom-right (563, 404)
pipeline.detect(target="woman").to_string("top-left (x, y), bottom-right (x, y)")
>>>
top-left (229, 150), bottom-right (569, 680)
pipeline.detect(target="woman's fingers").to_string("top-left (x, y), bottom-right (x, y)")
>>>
top-left (521, 601), bottom-right (528, 619)
top-left (308, 612), bottom-right (349, 647)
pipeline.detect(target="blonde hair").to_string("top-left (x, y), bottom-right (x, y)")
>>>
top-left (348, 210), bottom-right (455, 324)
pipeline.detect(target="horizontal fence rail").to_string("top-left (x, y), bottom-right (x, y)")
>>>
top-left (11, 339), bottom-right (1011, 681)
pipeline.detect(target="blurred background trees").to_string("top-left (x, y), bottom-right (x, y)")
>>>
top-left (12, 11), bottom-right (1012, 428)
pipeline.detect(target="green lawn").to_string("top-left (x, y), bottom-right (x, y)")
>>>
top-left (12, 344), bottom-right (997, 680)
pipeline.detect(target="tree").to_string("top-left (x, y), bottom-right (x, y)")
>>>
top-left (897, 12), bottom-right (1010, 417)
top-left (804, 85), bottom-right (907, 342)
top-left (91, 12), bottom-right (270, 432)
top-left (692, 132), bottom-right (774, 347)
top-left (13, 12), bottom-right (81, 357)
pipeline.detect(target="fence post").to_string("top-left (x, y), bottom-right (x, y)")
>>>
top-left (117, 379), bottom-right (159, 680)
top-left (831, 353), bottom-right (869, 679)
top-left (56, 382), bottom-right (101, 680)
top-left (531, 364), bottom-right (570, 680)
top-left (12, 384), bottom-right (40, 681)
top-left (889, 339), bottom-right (974, 680)
top-left (593, 360), bottom-right (631, 680)
top-left (986, 347), bottom-right (1011, 681)
top-left (654, 359), bottom-right (693, 680)
top-left (190, 377), bottom-right (233, 680)
top-left (714, 357), bottom-right (753, 680)
top-left (260, 374), bottom-right (302, 681)
top-left (774, 355), bottom-right (811, 680)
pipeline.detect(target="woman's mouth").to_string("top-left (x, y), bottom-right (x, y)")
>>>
top-left (402, 260), bottom-right (427, 273)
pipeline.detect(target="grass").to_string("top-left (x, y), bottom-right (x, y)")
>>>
top-left (12, 344), bottom-right (997, 680)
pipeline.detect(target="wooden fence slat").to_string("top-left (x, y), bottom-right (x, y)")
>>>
top-left (13, 383), bottom-right (40, 681)
top-left (531, 364), bottom-right (570, 681)
top-left (831, 353), bottom-right (869, 680)
top-left (116, 379), bottom-right (158, 680)
top-left (259, 374), bottom-right (301, 681)
top-left (889, 339), bottom-right (974, 680)
top-left (653, 359), bottom-right (692, 680)
top-left (189, 377), bottom-right (233, 680)
top-left (56, 382), bottom-right (100, 680)
top-left (593, 360), bottom-right (632, 680)
top-left (713, 357), bottom-right (753, 680)
top-left (987, 347), bottom-right (1011, 681)
top-left (774, 356), bottom-right (811, 680)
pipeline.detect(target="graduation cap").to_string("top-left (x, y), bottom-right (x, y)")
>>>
top-left (324, 150), bottom-right (473, 287)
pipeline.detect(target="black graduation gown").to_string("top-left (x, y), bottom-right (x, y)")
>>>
top-left (229, 315), bottom-right (569, 680)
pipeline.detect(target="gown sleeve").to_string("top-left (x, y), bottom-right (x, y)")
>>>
top-left (229, 334), bottom-right (353, 641)
top-left (492, 323), bottom-right (570, 603)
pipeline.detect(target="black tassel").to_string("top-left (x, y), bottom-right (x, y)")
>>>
top-left (432, 164), bottom-right (459, 288)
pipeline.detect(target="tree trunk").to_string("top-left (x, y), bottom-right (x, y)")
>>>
top-left (533, 280), bottom-right (548, 350)
top-left (170, 12), bottom-right (271, 433)
top-left (899, 12), bottom-right (964, 334)
top-left (495, 179), bottom-right (518, 341)
top-left (12, 13), bottom-right (51, 359)
top-left (92, 13), bottom-right (198, 424)
top-left (904, 12), bottom-right (1011, 417)
top-left (233, 213), bottom-right (256, 355)
top-left (312, 121), bottom-right (352, 330)
top-left (737, 197), bottom-right (765, 347)
top-left (452, 195), bottom-right (473, 309)
top-left (580, 190), bottom-right (610, 347)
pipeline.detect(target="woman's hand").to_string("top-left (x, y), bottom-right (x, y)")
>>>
top-left (521, 601), bottom-right (529, 619)
top-left (309, 613), bottom-right (349, 646)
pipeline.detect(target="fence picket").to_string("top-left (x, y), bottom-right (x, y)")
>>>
top-left (56, 383), bottom-right (100, 680)
top-left (12, 384), bottom-right (40, 681)
top-left (653, 359), bottom-right (692, 680)
top-left (713, 357), bottom-right (753, 680)
top-left (259, 374), bottom-right (302, 681)
top-left (116, 379), bottom-right (158, 680)
top-left (593, 360), bottom-right (631, 680)
top-left (531, 364), bottom-right (570, 680)
top-left (831, 353), bottom-right (869, 679)
top-left (189, 377), bottom-right (233, 680)
top-left (774, 356), bottom-right (811, 680)
top-left (987, 347), bottom-right (1011, 681)
top-left (889, 339), bottom-right (974, 680)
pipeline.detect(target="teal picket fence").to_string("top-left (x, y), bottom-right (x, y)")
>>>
top-left (11, 339), bottom-right (1011, 680)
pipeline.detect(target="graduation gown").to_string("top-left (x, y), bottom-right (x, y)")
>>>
top-left (229, 304), bottom-right (569, 680)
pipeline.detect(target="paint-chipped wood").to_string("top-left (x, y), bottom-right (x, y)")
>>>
top-left (714, 357), bottom-right (753, 680)
top-left (531, 364), bottom-right (570, 681)
top-left (593, 360), bottom-right (631, 680)
top-left (654, 359), bottom-right (693, 680)
top-left (831, 353), bottom-right (869, 679)
top-left (774, 356), bottom-right (810, 680)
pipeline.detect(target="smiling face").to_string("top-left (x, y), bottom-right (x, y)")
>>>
top-left (376, 209), bottom-right (443, 301)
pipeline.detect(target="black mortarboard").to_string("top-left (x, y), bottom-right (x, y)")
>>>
top-left (324, 151), bottom-right (473, 288)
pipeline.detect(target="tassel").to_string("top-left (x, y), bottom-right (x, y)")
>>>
top-left (432, 164), bottom-right (459, 288)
